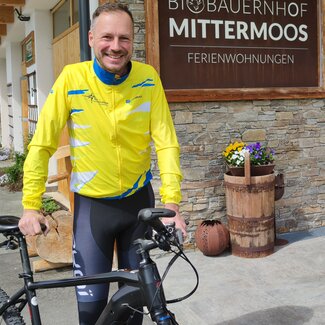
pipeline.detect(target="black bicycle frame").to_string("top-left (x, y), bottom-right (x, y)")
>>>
top-left (96, 253), bottom-right (170, 324)
top-left (1, 232), bottom-right (172, 325)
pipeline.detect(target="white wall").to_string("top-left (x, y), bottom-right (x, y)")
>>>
top-left (0, 59), bottom-right (9, 147)
top-left (33, 9), bottom-right (53, 110)
top-left (90, 0), bottom-right (99, 19)
top-left (26, 9), bottom-right (57, 180)
top-left (6, 42), bottom-right (24, 153)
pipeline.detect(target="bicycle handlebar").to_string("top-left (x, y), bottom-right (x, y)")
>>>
top-left (138, 208), bottom-right (175, 233)
top-left (137, 208), bottom-right (183, 253)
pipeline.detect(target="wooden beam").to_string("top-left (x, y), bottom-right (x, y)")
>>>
top-left (0, 6), bottom-right (14, 23)
top-left (0, 23), bottom-right (6, 36)
top-left (145, 0), bottom-right (160, 74)
top-left (99, 0), bottom-right (116, 4)
top-left (0, 0), bottom-right (25, 5)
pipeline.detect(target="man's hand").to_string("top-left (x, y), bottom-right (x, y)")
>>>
top-left (162, 203), bottom-right (187, 237)
top-left (18, 209), bottom-right (50, 236)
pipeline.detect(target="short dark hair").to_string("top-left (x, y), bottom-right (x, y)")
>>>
top-left (91, 3), bottom-right (134, 28)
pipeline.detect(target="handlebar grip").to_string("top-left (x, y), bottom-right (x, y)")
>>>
top-left (138, 208), bottom-right (175, 233)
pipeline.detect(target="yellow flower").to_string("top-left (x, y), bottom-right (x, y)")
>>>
top-left (223, 141), bottom-right (247, 164)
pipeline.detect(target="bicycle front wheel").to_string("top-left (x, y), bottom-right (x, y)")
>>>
top-left (0, 288), bottom-right (26, 325)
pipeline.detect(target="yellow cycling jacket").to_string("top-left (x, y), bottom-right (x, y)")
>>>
top-left (22, 60), bottom-right (182, 210)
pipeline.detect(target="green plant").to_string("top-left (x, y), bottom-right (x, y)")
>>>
top-left (41, 196), bottom-right (61, 215)
top-left (5, 152), bottom-right (27, 191)
top-left (0, 167), bottom-right (6, 177)
top-left (2, 136), bottom-right (32, 191)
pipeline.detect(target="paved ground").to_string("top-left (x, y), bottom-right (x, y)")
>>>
top-left (0, 184), bottom-right (325, 324)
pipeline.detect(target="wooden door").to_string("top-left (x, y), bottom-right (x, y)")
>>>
top-left (52, 24), bottom-right (80, 80)
top-left (52, 24), bottom-right (80, 201)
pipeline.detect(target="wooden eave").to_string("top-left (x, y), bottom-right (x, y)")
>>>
top-left (0, 6), bottom-right (14, 23)
top-left (0, 0), bottom-right (26, 39)
top-left (0, 0), bottom-right (25, 5)
top-left (0, 23), bottom-right (6, 35)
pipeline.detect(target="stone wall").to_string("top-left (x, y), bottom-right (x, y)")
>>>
top-left (128, 1), bottom-right (325, 242)
top-left (167, 100), bottom-right (325, 242)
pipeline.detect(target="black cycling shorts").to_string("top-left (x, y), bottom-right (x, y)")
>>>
top-left (72, 183), bottom-right (154, 303)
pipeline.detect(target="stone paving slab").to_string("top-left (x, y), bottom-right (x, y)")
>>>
top-left (0, 187), bottom-right (22, 216)
top-left (0, 231), bottom-right (324, 324)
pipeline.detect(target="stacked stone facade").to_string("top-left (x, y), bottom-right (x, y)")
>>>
top-left (129, 0), bottom-right (325, 242)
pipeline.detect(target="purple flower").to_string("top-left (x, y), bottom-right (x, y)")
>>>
top-left (244, 142), bottom-right (275, 165)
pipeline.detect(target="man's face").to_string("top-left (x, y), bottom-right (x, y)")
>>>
top-left (89, 11), bottom-right (134, 75)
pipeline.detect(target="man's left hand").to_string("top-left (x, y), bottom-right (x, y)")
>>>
top-left (162, 203), bottom-right (187, 237)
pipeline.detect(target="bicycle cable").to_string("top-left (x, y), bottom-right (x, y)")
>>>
top-left (162, 243), bottom-right (199, 304)
top-left (125, 240), bottom-right (199, 323)
top-left (124, 223), bottom-right (199, 323)
top-left (146, 240), bottom-right (199, 316)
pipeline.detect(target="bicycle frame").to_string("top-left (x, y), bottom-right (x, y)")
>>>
top-left (0, 213), bottom-right (177, 325)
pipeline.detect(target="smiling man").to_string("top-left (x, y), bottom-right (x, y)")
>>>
top-left (89, 6), bottom-right (134, 76)
top-left (19, 3), bottom-right (185, 325)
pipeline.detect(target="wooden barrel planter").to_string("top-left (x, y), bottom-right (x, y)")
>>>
top-left (224, 153), bottom-right (275, 258)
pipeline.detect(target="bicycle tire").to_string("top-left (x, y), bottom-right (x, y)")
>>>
top-left (0, 288), bottom-right (26, 325)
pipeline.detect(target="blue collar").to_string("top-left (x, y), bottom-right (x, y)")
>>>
top-left (93, 59), bottom-right (130, 85)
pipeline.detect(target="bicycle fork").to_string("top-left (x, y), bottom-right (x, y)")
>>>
top-left (139, 261), bottom-right (175, 324)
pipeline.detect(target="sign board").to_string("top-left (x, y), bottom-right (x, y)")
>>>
top-left (145, 0), bottom-right (325, 101)
top-left (22, 31), bottom-right (35, 67)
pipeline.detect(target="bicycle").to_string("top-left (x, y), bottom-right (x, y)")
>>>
top-left (0, 208), bottom-right (198, 325)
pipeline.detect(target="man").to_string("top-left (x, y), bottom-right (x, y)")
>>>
top-left (18, 3), bottom-right (186, 324)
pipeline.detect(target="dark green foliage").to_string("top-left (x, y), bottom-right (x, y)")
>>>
top-left (41, 196), bottom-right (61, 215)
top-left (4, 152), bottom-right (27, 191)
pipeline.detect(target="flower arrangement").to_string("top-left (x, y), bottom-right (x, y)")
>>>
top-left (223, 141), bottom-right (275, 167)
top-left (223, 141), bottom-right (247, 167)
top-left (246, 142), bottom-right (275, 166)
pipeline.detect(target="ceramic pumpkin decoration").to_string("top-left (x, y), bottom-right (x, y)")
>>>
top-left (195, 220), bottom-right (230, 256)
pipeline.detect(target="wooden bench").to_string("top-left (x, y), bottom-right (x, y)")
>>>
top-left (47, 145), bottom-right (74, 212)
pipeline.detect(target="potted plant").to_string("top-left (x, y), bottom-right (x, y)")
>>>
top-left (223, 141), bottom-right (275, 176)
top-left (223, 141), bottom-right (279, 258)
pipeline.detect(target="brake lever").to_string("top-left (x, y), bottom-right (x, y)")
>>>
top-left (154, 229), bottom-right (171, 251)
top-left (164, 223), bottom-right (184, 248)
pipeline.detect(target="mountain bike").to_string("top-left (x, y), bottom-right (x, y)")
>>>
top-left (0, 208), bottom-right (198, 324)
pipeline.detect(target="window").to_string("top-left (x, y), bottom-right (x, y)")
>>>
top-left (27, 72), bottom-right (38, 136)
top-left (73, 0), bottom-right (79, 25)
top-left (52, 0), bottom-right (79, 39)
